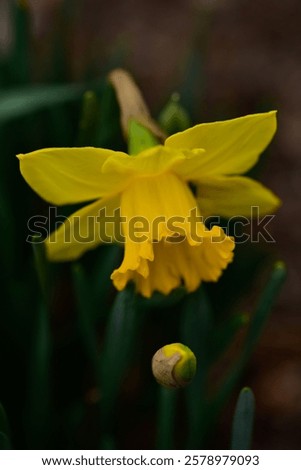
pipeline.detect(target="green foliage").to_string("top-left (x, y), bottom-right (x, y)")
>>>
top-left (100, 286), bottom-right (140, 426)
top-left (156, 388), bottom-right (178, 450)
top-left (231, 388), bottom-right (255, 450)
top-left (158, 93), bottom-right (191, 135)
top-left (0, 85), bottom-right (84, 124)
top-left (181, 286), bottom-right (214, 448)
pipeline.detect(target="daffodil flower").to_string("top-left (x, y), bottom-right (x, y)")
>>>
top-left (18, 111), bottom-right (279, 297)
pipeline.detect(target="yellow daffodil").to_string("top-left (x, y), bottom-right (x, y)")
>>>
top-left (18, 111), bottom-right (279, 297)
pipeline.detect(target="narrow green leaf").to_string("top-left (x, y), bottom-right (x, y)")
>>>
top-left (26, 242), bottom-right (52, 448)
top-left (94, 82), bottom-right (124, 149)
top-left (100, 286), bottom-right (139, 427)
top-left (0, 84), bottom-right (83, 123)
top-left (77, 91), bottom-right (100, 146)
top-left (181, 286), bottom-right (214, 359)
top-left (243, 261), bottom-right (287, 358)
top-left (181, 286), bottom-right (214, 448)
top-left (26, 303), bottom-right (52, 448)
top-left (231, 387), bottom-right (255, 450)
top-left (178, 51), bottom-right (205, 122)
top-left (92, 245), bottom-right (122, 315)
top-left (156, 388), bottom-right (178, 450)
top-left (32, 236), bottom-right (49, 302)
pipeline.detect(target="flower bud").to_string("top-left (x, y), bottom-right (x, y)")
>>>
top-left (152, 343), bottom-right (197, 388)
top-left (108, 68), bottom-right (165, 140)
top-left (158, 93), bottom-right (191, 134)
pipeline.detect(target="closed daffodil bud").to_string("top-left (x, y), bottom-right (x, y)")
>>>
top-left (108, 68), bottom-right (166, 141)
top-left (158, 93), bottom-right (191, 134)
top-left (152, 343), bottom-right (197, 389)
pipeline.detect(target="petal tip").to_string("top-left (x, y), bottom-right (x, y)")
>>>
top-left (273, 195), bottom-right (282, 211)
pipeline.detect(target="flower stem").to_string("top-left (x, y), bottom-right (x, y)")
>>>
top-left (156, 387), bottom-right (177, 450)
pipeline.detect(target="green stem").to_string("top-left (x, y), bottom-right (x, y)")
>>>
top-left (32, 236), bottom-right (49, 302)
top-left (156, 388), bottom-right (178, 450)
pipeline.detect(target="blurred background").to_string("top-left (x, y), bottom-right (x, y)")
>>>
top-left (0, 0), bottom-right (300, 450)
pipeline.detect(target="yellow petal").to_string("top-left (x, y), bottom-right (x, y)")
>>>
top-left (17, 147), bottom-right (130, 205)
top-left (197, 176), bottom-right (281, 218)
top-left (166, 111), bottom-right (277, 178)
top-left (45, 195), bottom-right (121, 261)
